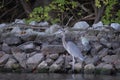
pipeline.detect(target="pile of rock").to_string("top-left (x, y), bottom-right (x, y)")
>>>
top-left (0, 20), bottom-right (120, 75)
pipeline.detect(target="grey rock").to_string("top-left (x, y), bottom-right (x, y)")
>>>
top-left (110, 23), bottom-right (120, 31)
top-left (74, 63), bottom-right (82, 72)
top-left (84, 63), bottom-right (95, 74)
top-left (49, 53), bottom-right (59, 60)
top-left (0, 23), bottom-right (6, 28)
top-left (11, 27), bottom-right (21, 34)
top-left (100, 38), bottom-right (111, 48)
top-left (84, 63), bottom-right (95, 69)
top-left (38, 21), bottom-right (49, 27)
top-left (13, 52), bottom-right (27, 68)
top-left (92, 21), bottom-right (104, 30)
top-left (72, 21), bottom-right (89, 29)
top-left (0, 51), bottom-right (6, 57)
top-left (29, 21), bottom-right (37, 25)
top-left (96, 63), bottom-right (113, 75)
top-left (2, 43), bottom-right (11, 54)
top-left (102, 64), bottom-right (113, 70)
top-left (15, 19), bottom-right (25, 24)
top-left (45, 24), bottom-right (60, 34)
top-left (114, 48), bottom-right (120, 55)
top-left (93, 42), bottom-right (103, 52)
top-left (102, 55), bottom-right (118, 64)
top-left (45, 58), bottom-right (54, 66)
top-left (38, 61), bottom-right (48, 69)
top-left (49, 63), bottom-right (61, 72)
top-left (41, 45), bottom-right (65, 54)
top-left (3, 36), bottom-right (21, 45)
top-left (5, 58), bottom-right (17, 68)
top-left (35, 35), bottom-right (55, 44)
top-left (26, 53), bottom-right (44, 69)
top-left (98, 48), bottom-right (108, 58)
top-left (0, 54), bottom-right (9, 64)
top-left (20, 33), bottom-right (37, 42)
top-left (54, 55), bottom-right (64, 65)
top-left (81, 36), bottom-right (91, 51)
top-left (115, 60), bottom-right (120, 69)
top-left (96, 62), bottom-right (106, 69)
top-left (111, 42), bottom-right (120, 49)
top-left (18, 42), bottom-right (35, 53)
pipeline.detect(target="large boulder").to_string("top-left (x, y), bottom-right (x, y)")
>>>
top-left (72, 21), bottom-right (89, 29)
top-left (26, 53), bottom-right (44, 69)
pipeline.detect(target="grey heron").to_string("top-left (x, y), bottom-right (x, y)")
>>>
top-left (55, 29), bottom-right (86, 71)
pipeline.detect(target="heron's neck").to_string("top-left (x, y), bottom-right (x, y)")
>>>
top-left (62, 33), bottom-right (67, 49)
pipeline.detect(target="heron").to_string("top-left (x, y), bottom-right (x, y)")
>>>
top-left (55, 29), bottom-right (86, 71)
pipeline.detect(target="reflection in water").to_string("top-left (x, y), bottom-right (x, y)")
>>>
top-left (0, 73), bottom-right (120, 80)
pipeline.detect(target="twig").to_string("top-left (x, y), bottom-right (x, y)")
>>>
top-left (65, 16), bottom-right (73, 27)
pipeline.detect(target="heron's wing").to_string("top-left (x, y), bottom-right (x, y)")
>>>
top-left (66, 41), bottom-right (84, 60)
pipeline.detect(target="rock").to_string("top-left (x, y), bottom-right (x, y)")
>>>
top-left (110, 23), bottom-right (120, 31)
top-left (13, 52), bottom-right (27, 68)
top-left (74, 63), bottom-right (82, 72)
top-left (29, 21), bottom-right (37, 25)
top-left (93, 42), bottom-right (103, 52)
top-left (85, 56), bottom-right (99, 65)
top-left (38, 61), bottom-right (48, 69)
top-left (92, 21), bottom-right (104, 30)
top-left (26, 53), bottom-right (44, 69)
top-left (96, 63), bottom-right (106, 69)
top-left (111, 42), bottom-right (120, 49)
top-left (3, 36), bottom-right (21, 45)
top-left (0, 51), bottom-right (6, 57)
top-left (45, 24), bottom-right (60, 34)
top-left (49, 53), bottom-right (59, 60)
top-left (100, 38), bottom-right (112, 48)
top-left (15, 19), bottom-right (25, 24)
top-left (11, 27), bottom-right (21, 34)
top-left (0, 54), bottom-right (9, 64)
top-left (84, 63), bottom-right (95, 74)
top-left (72, 21), bottom-right (89, 29)
top-left (64, 55), bottom-right (72, 69)
top-left (18, 41), bottom-right (35, 53)
top-left (35, 35), bottom-right (55, 44)
top-left (45, 58), bottom-right (54, 66)
top-left (5, 58), bottom-right (17, 68)
top-left (49, 63), bottom-right (61, 72)
top-left (85, 57), bottom-right (94, 64)
top-left (2, 43), bottom-right (11, 54)
top-left (96, 63), bottom-right (114, 74)
top-left (20, 32), bottom-right (37, 42)
top-left (115, 60), bottom-right (120, 69)
top-left (102, 64), bottom-right (113, 69)
top-left (54, 55), bottom-right (64, 65)
top-left (38, 21), bottom-right (49, 27)
top-left (0, 23), bottom-right (6, 28)
top-left (98, 48), bottom-right (108, 58)
top-left (81, 36), bottom-right (91, 51)
top-left (41, 45), bottom-right (65, 54)
top-left (114, 48), bottom-right (120, 55)
top-left (102, 55), bottom-right (118, 64)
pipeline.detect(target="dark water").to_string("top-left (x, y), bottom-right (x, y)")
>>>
top-left (0, 73), bottom-right (120, 80)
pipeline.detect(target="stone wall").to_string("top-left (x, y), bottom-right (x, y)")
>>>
top-left (0, 23), bottom-right (120, 75)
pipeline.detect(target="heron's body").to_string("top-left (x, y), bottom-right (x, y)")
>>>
top-left (65, 41), bottom-right (85, 61)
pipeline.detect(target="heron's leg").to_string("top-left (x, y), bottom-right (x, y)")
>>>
top-left (72, 56), bottom-right (75, 71)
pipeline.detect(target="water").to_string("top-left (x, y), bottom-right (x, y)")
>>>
top-left (0, 73), bottom-right (120, 80)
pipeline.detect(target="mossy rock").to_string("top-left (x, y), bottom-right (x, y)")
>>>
top-left (84, 69), bottom-right (95, 74)
top-left (37, 68), bottom-right (49, 73)
top-left (95, 68), bottom-right (116, 75)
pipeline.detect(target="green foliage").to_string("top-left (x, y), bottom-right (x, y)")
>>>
top-left (95, 0), bottom-right (108, 8)
top-left (102, 0), bottom-right (120, 24)
top-left (27, 0), bottom-right (80, 24)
